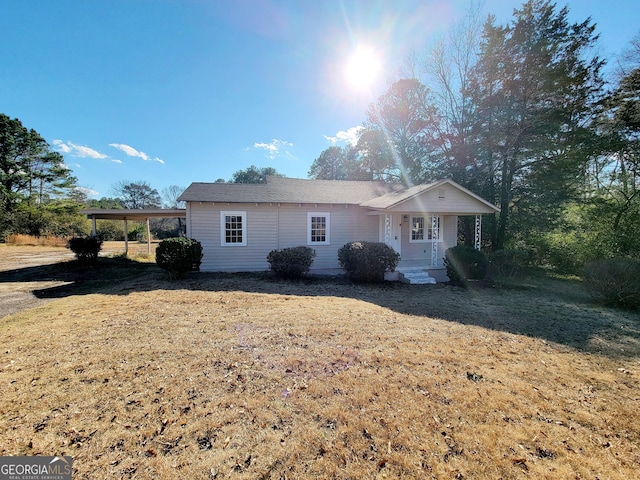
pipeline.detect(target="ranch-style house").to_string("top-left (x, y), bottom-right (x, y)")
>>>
top-left (177, 176), bottom-right (499, 283)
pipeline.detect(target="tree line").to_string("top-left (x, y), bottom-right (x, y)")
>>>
top-left (0, 114), bottom-right (283, 240)
top-left (2, 0), bottom-right (638, 272)
top-left (306, 0), bottom-right (640, 270)
top-left (0, 113), bottom-right (189, 240)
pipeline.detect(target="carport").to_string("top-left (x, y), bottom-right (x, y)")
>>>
top-left (81, 209), bottom-right (186, 255)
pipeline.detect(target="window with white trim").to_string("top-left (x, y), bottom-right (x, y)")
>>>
top-left (220, 211), bottom-right (247, 246)
top-left (410, 215), bottom-right (441, 242)
top-left (307, 212), bottom-right (330, 245)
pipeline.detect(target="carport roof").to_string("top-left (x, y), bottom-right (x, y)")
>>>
top-left (81, 208), bottom-right (186, 220)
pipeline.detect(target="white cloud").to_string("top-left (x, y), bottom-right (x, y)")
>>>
top-left (53, 139), bottom-right (71, 153)
top-left (109, 143), bottom-right (148, 160)
top-left (75, 186), bottom-right (99, 197)
top-left (324, 126), bottom-right (365, 147)
top-left (109, 143), bottom-right (165, 164)
top-left (111, 159), bottom-right (123, 164)
top-left (253, 139), bottom-right (294, 160)
top-left (53, 140), bottom-right (108, 159)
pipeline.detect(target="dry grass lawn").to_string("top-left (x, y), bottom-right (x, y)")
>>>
top-left (1, 247), bottom-right (639, 479)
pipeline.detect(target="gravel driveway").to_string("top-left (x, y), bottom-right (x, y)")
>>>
top-left (0, 246), bottom-right (75, 319)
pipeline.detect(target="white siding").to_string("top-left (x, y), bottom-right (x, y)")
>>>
top-left (276, 204), bottom-right (378, 270)
top-left (186, 203), bottom-right (379, 272)
top-left (388, 187), bottom-right (496, 214)
top-left (188, 203), bottom-right (277, 271)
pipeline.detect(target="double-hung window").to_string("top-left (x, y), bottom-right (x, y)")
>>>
top-left (410, 215), bottom-right (440, 242)
top-left (220, 211), bottom-right (247, 246)
top-left (307, 212), bottom-right (330, 245)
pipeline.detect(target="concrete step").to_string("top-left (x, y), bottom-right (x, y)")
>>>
top-left (397, 268), bottom-right (437, 285)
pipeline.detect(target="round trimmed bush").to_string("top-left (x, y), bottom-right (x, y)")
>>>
top-left (338, 241), bottom-right (400, 283)
top-left (67, 236), bottom-right (103, 264)
top-left (267, 246), bottom-right (316, 279)
top-left (156, 237), bottom-right (203, 279)
top-left (444, 245), bottom-right (489, 286)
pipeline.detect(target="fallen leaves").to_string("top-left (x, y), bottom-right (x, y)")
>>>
top-left (512, 457), bottom-right (528, 470)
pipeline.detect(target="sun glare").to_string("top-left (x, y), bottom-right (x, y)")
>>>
top-left (345, 46), bottom-right (382, 91)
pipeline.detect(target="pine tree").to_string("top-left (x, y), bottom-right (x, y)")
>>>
top-left (0, 114), bottom-right (78, 235)
top-left (468, 0), bottom-right (604, 250)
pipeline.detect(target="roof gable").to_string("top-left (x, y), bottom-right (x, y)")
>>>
top-left (360, 179), bottom-right (499, 212)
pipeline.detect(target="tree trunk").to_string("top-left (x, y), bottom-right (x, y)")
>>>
top-left (495, 156), bottom-right (516, 251)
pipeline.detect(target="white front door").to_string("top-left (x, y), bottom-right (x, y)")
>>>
top-left (391, 214), bottom-right (402, 254)
top-left (380, 213), bottom-right (402, 255)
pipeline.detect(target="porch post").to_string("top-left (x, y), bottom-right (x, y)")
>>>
top-left (474, 215), bottom-right (482, 251)
top-left (431, 215), bottom-right (439, 267)
top-left (91, 217), bottom-right (97, 236)
top-left (384, 214), bottom-right (391, 245)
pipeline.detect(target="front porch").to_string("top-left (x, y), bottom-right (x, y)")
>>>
top-left (377, 212), bottom-right (485, 284)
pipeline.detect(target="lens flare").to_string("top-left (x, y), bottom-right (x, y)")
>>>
top-left (345, 45), bottom-right (382, 91)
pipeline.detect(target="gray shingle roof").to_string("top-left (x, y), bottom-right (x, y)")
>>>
top-left (359, 182), bottom-right (439, 209)
top-left (177, 176), bottom-right (403, 205)
top-left (178, 176), bottom-right (499, 212)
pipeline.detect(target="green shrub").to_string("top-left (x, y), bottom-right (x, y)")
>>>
top-left (67, 236), bottom-right (103, 264)
top-left (539, 232), bottom-right (586, 274)
top-left (583, 258), bottom-right (640, 309)
top-left (155, 237), bottom-right (203, 279)
top-left (489, 249), bottom-right (531, 278)
top-left (338, 241), bottom-right (400, 283)
top-left (267, 246), bottom-right (316, 279)
top-left (96, 220), bottom-right (124, 241)
top-left (444, 245), bottom-right (489, 286)
top-left (128, 224), bottom-right (146, 241)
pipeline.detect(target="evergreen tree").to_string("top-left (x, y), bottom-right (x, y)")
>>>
top-left (87, 197), bottom-right (124, 209)
top-left (308, 145), bottom-right (372, 180)
top-left (111, 181), bottom-right (162, 209)
top-left (230, 165), bottom-right (284, 183)
top-left (468, 0), bottom-right (604, 250)
top-left (359, 79), bottom-right (439, 185)
top-left (0, 114), bottom-right (79, 236)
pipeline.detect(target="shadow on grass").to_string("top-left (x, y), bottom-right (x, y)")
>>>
top-left (6, 257), bottom-right (640, 360)
top-left (0, 256), bottom-right (157, 296)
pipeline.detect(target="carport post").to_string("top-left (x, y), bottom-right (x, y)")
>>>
top-left (91, 216), bottom-right (97, 236)
top-left (146, 217), bottom-right (151, 255)
top-left (124, 218), bottom-right (129, 255)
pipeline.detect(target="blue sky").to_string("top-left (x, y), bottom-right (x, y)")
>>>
top-left (1, 0), bottom-right (638, 200)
